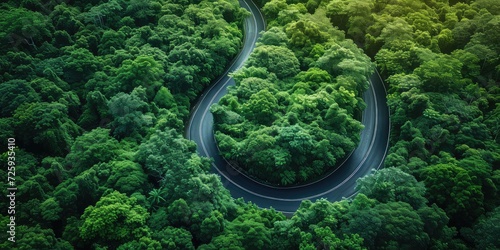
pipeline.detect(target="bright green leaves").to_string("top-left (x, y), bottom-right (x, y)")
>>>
top-left (239, 130), bottom-right (279, 171)
top-left (154, 86), bottom-right (176, 110)
top-left (318, 227), bottom-right (365, 250)
top-left (152, 226), bottom-right (195, 250)
top-left (159, 0), bottom-right (243, 101)
top-left (136, 129), bottom-right (202, 180)
top-left (200, 211), bottom-right (225, 242)
top-left (81, 0), bottom-right (125, 28)
top-left (165, 41), bottom-right (218, 99)
top-left (286, 19), bottom-right (329, 49)
top-left (126, 0), bottom-right (161, 26)
top-left (6, 0), bottom-right (500, 248)
top-left (296, 67), bottom-right (332, 86)
top-left (277, 124), bottom-right (314, 158)
top-left (326, 0), bottom-right (375, 31)
top-left (115, 55), bottom-right (165, 99)
top-left (246, 45), bottom-right (300, 79)
top-left (98, 30), bottom-right (126, 54)
top-left (116, 237), bottom-right (162, 250)
top-left (214, 114), bottom-right (359, 185)
top-left (50, 3), bottom-right (83, 35)
top-left (213, 7), bottom-right (372, 185)
top-left (242, 89), bottom-right (279, 125)
top-left (234, 76), bottom-right (276, 100)
top-left (137, 128), bottom-right (236, 241)
top-left (271, 198), bottom-right (367, 249)
top-left (375, 46), bottom-right (416, 77)
top-left (80, 191), bottom-right (149, 245)
top-left (317, 41), bottom-right (373, 86)
top-left (78, 90), bottom-right (109, 129)
top-left (201, 204), bottom-right (284, 249)
top-left (227, 219), bottom-right (271, 249)
top-left (258, 26), bottom-right (289, 47)
top-left (161, 173), bottom-right (235, 242)
top-left (0, 0), bottom-right (251, 248)
top-left (66, 128), bottom-right (120, 174)
top-left (104, 160), bottom-right (148, 195)
top-left (262, 0), bottom-right (288, 20)
top-left (387, 73), bottom-right (423, 95)
top-left (414, 55), bottom-right (464, 93)
top-left (324, 103), bottom-right (362, 134)
top-left (380, 18), bottom-right (414, 47)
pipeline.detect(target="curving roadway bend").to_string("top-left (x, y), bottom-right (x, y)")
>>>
top-left (186, 0), bottom-right (390, 213)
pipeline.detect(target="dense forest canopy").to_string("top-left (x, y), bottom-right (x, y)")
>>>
top-left (212, 6), bottom-right (372, 185)
top-left (0, 0), bottom-right (499, 249)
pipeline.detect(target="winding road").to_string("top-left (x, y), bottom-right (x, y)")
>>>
top-left (186, 0), bottom-right (390, 213)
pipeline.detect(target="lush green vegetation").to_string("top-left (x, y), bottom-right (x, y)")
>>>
top-left (212, 3), bottom-right (372, 185)
top-left (0, 0), bottom-right (499, 249)
top-left (330, 0), bottom-right (500, 243)
top-left (0, 0), bottom-right (247, 248)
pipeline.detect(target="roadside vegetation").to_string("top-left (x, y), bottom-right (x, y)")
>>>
top-left (212, 4), bottom-right (372, 185)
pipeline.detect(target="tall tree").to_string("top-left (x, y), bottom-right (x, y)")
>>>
top-left (13, 102), bottom-right (81, 155)
top-left (357, 168), bottom-right (427, 209)
top-left (80, 191), bottom-right (150, 247)
top-left (419, 163), bottom-right (484, 227)
top-left (65, 128), bottom-right (120, 174)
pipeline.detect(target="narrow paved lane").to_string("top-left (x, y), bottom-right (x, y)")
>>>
top-left (186, 0), bottom-right (390, 213)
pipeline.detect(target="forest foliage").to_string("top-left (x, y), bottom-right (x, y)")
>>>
top-left (212, 4), bottom-right (373, 185)
top-left (0, 0), bottom-right (499, 249)
top-left (327, 0), bottom-right (500, 245)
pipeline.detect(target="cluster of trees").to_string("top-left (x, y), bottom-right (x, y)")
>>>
top-left (321, 0), bottom-right (500, 247)
top-left (0, 0), bottom-right (250, 248)
top-left (0, 0), bottom-right (247, 146)
top-left (200, 167), bottom-right (469, 249)
top-left (1, 0), bottom-right (499, 249)
top-left (212, 3), bottom-right (373, 185)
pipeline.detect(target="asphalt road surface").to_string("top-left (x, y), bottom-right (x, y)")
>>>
top-left (186, 0), bottom-right (390, 213)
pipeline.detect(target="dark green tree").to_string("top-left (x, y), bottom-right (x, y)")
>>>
top-left (419, 163), bottom-right (484, 226)
top-left (0, 79), bottom-right (40, 117)
top-left (65, 128), bottom-right (120, 174)
top-left (13, 102), bottom-right (82, 155)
